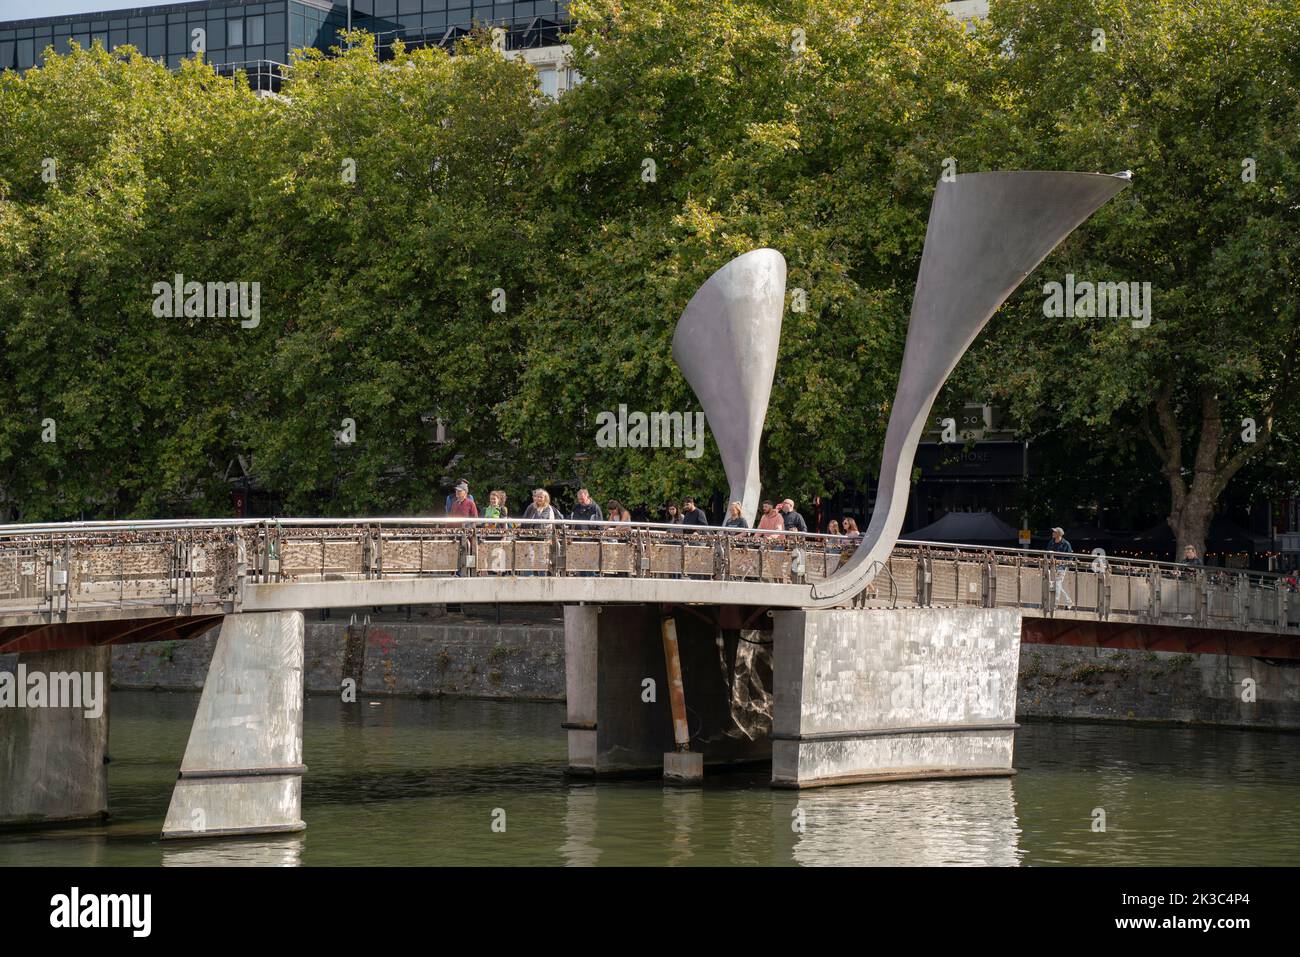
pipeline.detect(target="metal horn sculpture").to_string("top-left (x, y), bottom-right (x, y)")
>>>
top-left (672, 248), bottom-right (786, 526)
top-left (810, 170), bottom-right (1131, 606)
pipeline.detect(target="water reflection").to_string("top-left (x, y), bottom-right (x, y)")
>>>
top-left (162, 834), bottom-right (304, 867)
top-left (560, 785), bottom-right (600, 867)
top-left (3, 692), bottom-right (1298, 866)
top-left (784, 778), bottom-right (1022, 866)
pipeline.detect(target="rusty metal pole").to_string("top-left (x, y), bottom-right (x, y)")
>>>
top-left (660, 611), bottom-right (702, 783)
top-left (661, 614), bottom-right (690, 750)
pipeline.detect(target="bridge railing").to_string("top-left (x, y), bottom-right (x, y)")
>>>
top-left (0, 518), bottom-right (1294, 634)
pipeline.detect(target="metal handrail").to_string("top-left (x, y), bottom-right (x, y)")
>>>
top-left (0, 517), bottom-right (1285, 576)
top-left (0, 517), bottom-right (1293, 635)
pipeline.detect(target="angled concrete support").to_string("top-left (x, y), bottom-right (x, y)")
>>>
top-left (772, 607), bottom-right (1021, 787)
top-left (0, 646), bottom-right (110, 828)
top-left (162, 610), bottom-right (305, 839)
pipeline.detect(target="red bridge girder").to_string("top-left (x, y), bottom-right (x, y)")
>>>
top-left (0, 615), bottom-right (223, 654)
top-left (1021, 617), bottom-right (1300, 660)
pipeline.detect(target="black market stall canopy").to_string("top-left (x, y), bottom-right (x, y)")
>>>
top-left (1114, 516), bottom-right (1273, 559)
top-left (903, 511), bottom-right (1021, 547)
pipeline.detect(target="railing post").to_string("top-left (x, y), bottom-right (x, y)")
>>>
top-left (1196, 570), bottom-right (1208, 626)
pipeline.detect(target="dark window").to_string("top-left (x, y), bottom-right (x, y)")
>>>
top-left (0, 42), bottom-right (14, 69)
top-left (423, 12), bottom-right (447, 28)
top-left (400, 0), bottom-right (420, 15)
top-left (129, 27), bottom-right (146, 50)
top-left (109, 29), bottom-right (127, 49)
top-left (167, 23), bottom-right (186, 53)
top-left (147, 25), bottom-right (165, 53)
top-left (265, 42), bottom-right (285, 60)
top-left (72, 33), bottom-right (89, 49)
top-left (266, 14), bottom-right (285, 44)
top-left (18, 38), bottom-right (34, 67)
top-left (376, 0), bottom-right (398, 18)
top-left (92, 32), bottom-right (107, 49)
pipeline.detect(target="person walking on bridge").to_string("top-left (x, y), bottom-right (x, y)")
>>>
top-left (521, 489), bottom-right (562, 576)
top-left (758, 500), bottom-right (784, 536)
top-left (524, 489), bottom-right (562, 524)
top-left (723, 501), bottom-right (749, 529)
top-left (681, 497), bottom-right (709, 529)
top-left (483, 490), bottom-right (508, 520)
top-left (445, 478), bottom-right (475, 515)
top-left (570, 488), bottom-right (603, 524)
top-left (780, 499), bottom-right (808, 534)
top-left (448, 481), bottom-right (478, 520)
top-left (1047, 526), bottom-right (1074, 610)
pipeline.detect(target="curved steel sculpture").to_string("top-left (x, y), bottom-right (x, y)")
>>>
top-left (672, 248), bottom-right (786, 525)
top-left (810, 171), bottom-right (1131, 605)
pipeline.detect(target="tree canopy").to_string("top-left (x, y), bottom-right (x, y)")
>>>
top-left (0, 0), bottom-right (1294, 546)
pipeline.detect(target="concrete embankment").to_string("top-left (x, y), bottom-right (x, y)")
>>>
top-left (85, 607), bottom-right (1300, 731)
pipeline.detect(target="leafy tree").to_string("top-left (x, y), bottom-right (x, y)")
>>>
top-left (0, 43), bottom-right (269, 519)
top-left (500, 0), bottom-right (1003, 508)
top-left (958, 0), bottom-right (1300, 555)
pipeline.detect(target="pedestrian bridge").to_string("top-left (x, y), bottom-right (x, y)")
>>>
top-left (0, 518), bottom-right (1296, 657)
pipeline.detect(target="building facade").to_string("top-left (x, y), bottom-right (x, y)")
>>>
top-left (0, 0), bottom-right (572, 90)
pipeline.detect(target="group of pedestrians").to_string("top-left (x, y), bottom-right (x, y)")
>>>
top-left (441, 479), bottom-right (865, 542)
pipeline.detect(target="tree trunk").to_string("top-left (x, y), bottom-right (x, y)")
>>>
top-left (1146, 386), bottom-right (1270, 564)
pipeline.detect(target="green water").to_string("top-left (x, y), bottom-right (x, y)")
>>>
top-left (2, 691), bottom-right (1298, 866)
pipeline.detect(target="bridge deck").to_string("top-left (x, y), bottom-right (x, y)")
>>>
top-left (0, 520), bottom-right (1295, 647)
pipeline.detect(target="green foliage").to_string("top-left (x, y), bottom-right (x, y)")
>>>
top-left (0, 1), bottom-right (1294, 529)
top-left (956, 0), bottom-right (1299, 545)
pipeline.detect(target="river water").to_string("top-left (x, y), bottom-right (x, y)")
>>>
top-left (2, 691), bottom-right (1298, 866)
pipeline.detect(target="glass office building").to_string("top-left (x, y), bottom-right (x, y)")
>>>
top-left (0, 1), bottom-right (572, 90)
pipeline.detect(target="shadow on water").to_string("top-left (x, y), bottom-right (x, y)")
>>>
top-left (2, 691), bottom-right (1298, 866)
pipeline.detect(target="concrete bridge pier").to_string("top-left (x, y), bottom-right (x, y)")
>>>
top-left (771, 607), bottom-right (1022, 788)
top-left (563, 605), bottom-right (770, 779)
top-left (0, 646), bottom-right (111, 829)
top-left (162, 610), bottom-right (306, 839)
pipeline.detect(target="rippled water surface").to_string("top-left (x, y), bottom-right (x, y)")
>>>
top-left (2, 691), bottom-right (1298, 866)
